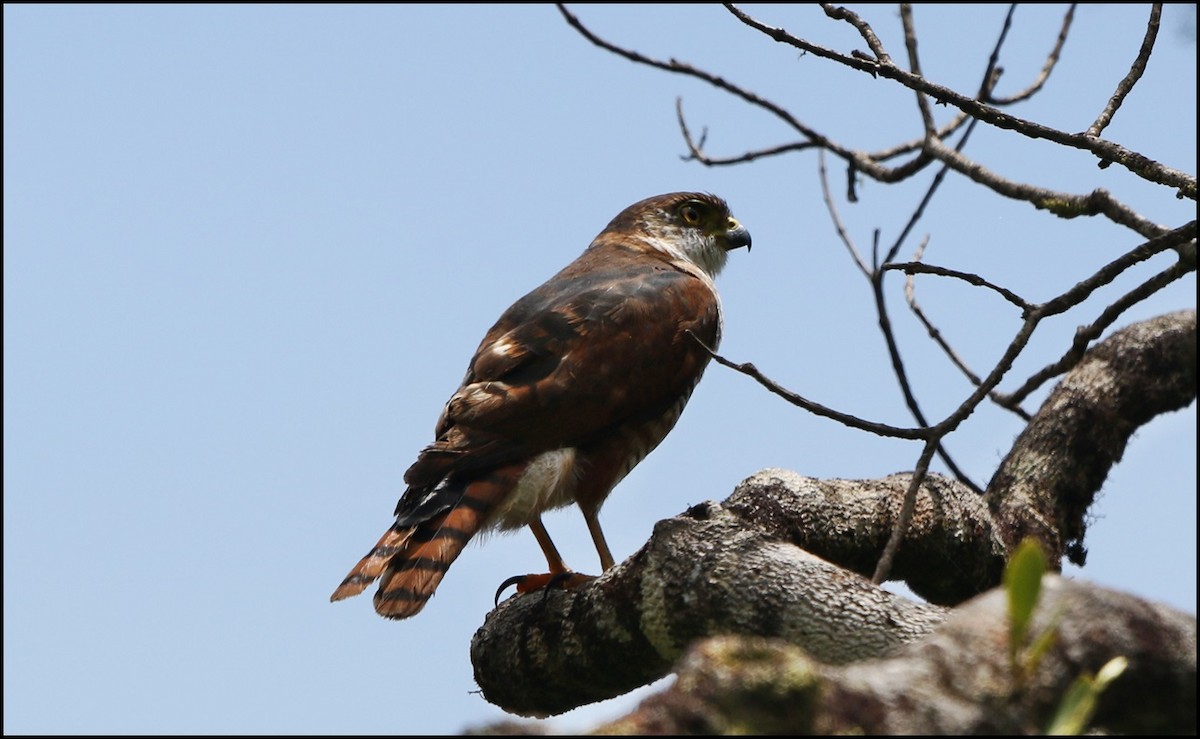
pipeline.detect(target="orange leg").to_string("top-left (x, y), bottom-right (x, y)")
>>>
top-left (582, 508), bottom-right (615, 571)
top-left (529, 516), bottom-right (570, 575)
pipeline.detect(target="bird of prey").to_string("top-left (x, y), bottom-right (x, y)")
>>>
top-left (331, 192), bottom-right (751, 619)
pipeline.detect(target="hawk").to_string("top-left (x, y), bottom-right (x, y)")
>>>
top-left (331, 192), bottom-right (751, 619)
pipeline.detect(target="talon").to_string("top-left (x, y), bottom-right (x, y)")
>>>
top-left (494, 574), bottom-right (528, 606)
top-left (493, 572), bottom-right (598, 605)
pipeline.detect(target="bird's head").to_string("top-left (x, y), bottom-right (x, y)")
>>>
top-left (598, 192), bottom-right (751, 279)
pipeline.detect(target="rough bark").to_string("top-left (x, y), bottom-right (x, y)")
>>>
top-left (471, 500), bottom-right (947, 717)
top-left (596, 577), bottom-right (1197, 735)
top-left (725, 469), bottom-right (1006, 606)
top-left (985, 309), bottom-right (1198, 567)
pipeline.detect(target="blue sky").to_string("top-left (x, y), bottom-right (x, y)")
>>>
top-left (4, 4), bottom-right (1195, 734)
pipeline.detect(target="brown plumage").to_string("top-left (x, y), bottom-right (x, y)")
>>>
top-left (331, 192), bottom-right (751, 619)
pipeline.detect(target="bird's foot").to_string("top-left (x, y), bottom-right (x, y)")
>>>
top-left (494, 571), bottom-right (596, 605)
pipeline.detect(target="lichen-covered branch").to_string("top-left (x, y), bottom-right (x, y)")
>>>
top-left (985, 309), bottom-right (1198, 566)
top-left (471, 499), bottom-right (947, 717)
top-left (594, 578), bottom-right (1197, 735)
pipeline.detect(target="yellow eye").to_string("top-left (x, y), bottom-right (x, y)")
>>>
top-left (679, 202), bottom-right (704, 226)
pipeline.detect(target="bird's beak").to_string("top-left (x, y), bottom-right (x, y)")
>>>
top-left (725, 219), bottom-right (752, 252)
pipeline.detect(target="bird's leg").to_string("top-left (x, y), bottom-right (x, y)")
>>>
top-left (582, 507), bottom-right (615, 571)
top-left (529, 516), bottom-right (570, 576)
top-left (493, 516), bottom-right (595, 605)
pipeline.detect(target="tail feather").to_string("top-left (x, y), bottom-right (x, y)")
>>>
top-left (330, 525), bottom-right (414, 602)
top-left (331, 464), bottom-right (521, 620)
top-left (372, 512), bottom-right (473, 619)
top-left (373, 473), bottom-right (511, 619)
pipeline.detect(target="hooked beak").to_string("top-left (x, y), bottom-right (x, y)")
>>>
top-left (725, 219), bottom-right (752, 252)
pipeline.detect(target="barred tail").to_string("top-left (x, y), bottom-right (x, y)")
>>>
top-left (331, 465), bottom-right (521, 620)
top-left (329, 524), bottom-right (414, 602)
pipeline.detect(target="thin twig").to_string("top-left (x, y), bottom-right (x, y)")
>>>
top-left (883, 116), bottom-right (980, 265)
top-left (561, 2), bottom-right (1192, 235)
top-left (870, 260), bottom-right (982, 493)
top-left (687, 331), bottom-right (930, 440)
top-left (923, 136), bottom-right (1167, 239)
top-left (900, 5), bottom-right (937, 137)
top-left (716, 3), bottom-right (1196, 199)
top-left (869, 119), bottom-right (986, 491)
top-left (901, 241), bottom-right (1033, 421)
top-left (560, 3), bottom-right (939, 185)
top-left (999, 241), bottom-right (1197, 405)
top-left (819, 150), bottom-right (871, 279)
top-left (885, 262), bottom-right (1032, 312)
top-left (977, 4), bottom-right (1018, 103)
top-left (1037, 220), bottom-right (1196, 318)
top-left (868, 113), bottom-right (971, 163)
top-left (987, 5), bottom-right (1076, 105)
top-left (1087, 4), bottom-right (1160, 138)
top-left (873, 441), bottom-right (939, 584)
top-left (820, 2), bottom-right (892, 63)
top-left (675, 98), bottom-right (815, 166)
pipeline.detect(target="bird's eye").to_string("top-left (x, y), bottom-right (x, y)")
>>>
top-left (679, 202), bottom-right (704, 226)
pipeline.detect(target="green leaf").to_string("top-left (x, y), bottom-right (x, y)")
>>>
top-left (1004, 538), bottom-right (1047, 658)
top-left (1045, 657), bottom-right (1127, 735)
top-left (1024, 618), bottom-right (1059, 675)
top-left (1046, 674), bottom-right (1096, 735)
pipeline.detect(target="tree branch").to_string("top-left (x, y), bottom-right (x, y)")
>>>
top-left (719, 3), bottom-right (1197, 199)
top-left (472, 494), bottom-right (947, 717)
top-left (985, 4), bottom-right (1075, 105)
top-left (986, 309), bottom-right (1198, 566)
top-left (594, 580), bottom-right (1197, 734)
top-left (471, 478), bottom-right (1196, 725)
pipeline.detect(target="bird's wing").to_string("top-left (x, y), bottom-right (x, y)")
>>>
top-left (401, 258), bottom-right (720, 491)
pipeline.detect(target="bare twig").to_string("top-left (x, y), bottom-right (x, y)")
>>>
top-left (899, 242), bottom-right (1034, 421)
top-left (923, 135), bottom-right (1167, 238)
top-left (820, 2), bottom-right (893, 63)
top-left (883, 118), bottom-right (979, 265)
top-left (885, 262), bottom-right (1031, 311)
top-left (986, 4), bottom-right (1076, 105)
top-left (976, 4), bottom-right (1018, 103)
top-left (717, 3), bottom-right (1197, 199)
top-left (872, 3), bottom-right (1069, 158)
top-left (818, 151), bottom-right (871, 279)
top-left (675, 98), bottom-right (815, 166)
top-left (1000, 237), bottom-right (1197, 405)
top-left (873, 441), bottom-right (939, 584)
top-left (872, 252), bottom-right (987, 507)
top-left (899, 5), bottom-right (937, 137)
top-left (687, 331), bottom-right (931, 440)
top-left (867, 113), bottom-right (971, 164)
top-left (559, 3), bottom-right (939, 185)
top-left (1087, 4), bottom-right (1161, 138)
top-left (1036, 220), bottom-right (1196, 318)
